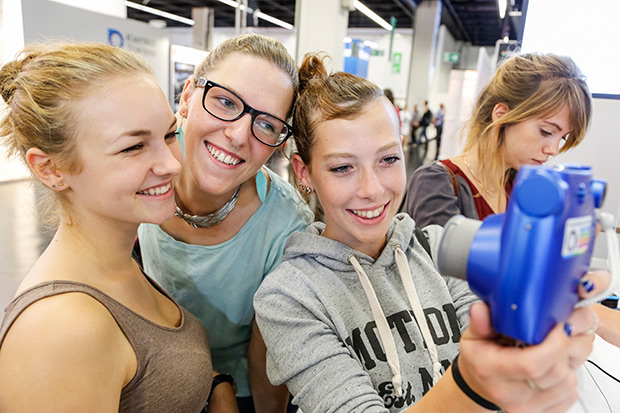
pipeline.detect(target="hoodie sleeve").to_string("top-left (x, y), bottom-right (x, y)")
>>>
top-left (254, 264), bottom-right (389, 413)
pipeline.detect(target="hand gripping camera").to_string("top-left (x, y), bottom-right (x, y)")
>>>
top-left (437, 164), bottom-right (618, 344)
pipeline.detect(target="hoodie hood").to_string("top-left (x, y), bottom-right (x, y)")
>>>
top-left (282, 213), bottom-right (418, 272)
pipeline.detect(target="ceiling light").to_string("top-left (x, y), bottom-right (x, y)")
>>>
top-left (353, 0), bottom-right (392, 31)
top-left (215, 0), bottom-right (293, 30)
top-left (497, 0), bottom-right (507, 19)
top-left (125, 1), bottom-right (194, 25)
top-left (254, 11), bottom-right (294, 30)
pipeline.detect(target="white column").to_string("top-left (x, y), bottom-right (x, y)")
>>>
top-left (406, 0), bottom-right (442, 107)
top-left (295, 0), bottom-right (350, 71)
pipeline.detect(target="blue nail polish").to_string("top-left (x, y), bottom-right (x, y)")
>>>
top-left (581, 279), bottom-right (594, 293)
top-left (564, 323), bottom-right (573, 337)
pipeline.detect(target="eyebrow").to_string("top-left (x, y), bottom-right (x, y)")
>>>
top-left (541, 119), bottom-right (565, 131)
top-left (321, 142), bottom-right (400, 161)
top-left (117, 118), bottom-right (177, 140)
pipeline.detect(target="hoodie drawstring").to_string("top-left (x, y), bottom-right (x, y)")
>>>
top-left (394, 246), bottom-right (443, 385)
top-left (348, 246), bottom-right (443, 398)
top-left (349, 254), bottom-right (403, 397)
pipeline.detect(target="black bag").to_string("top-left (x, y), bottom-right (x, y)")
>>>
top-left (421, 109), bottom-right (433, 127)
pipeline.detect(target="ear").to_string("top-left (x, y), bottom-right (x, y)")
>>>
top-left (26, 148), bottom-right (67, 190)
top-left (178, 78), bottom-right (195, 119)
top-left (292, 153), bottom-right (312, 188)
top-left (492, 103), bottom-right (510, 122)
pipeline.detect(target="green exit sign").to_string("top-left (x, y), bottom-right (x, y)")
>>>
top-left (442, 52), bottom-right (460, 63)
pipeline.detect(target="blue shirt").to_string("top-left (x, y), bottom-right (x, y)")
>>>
top-left (138, 167), bottom-right (313, 396)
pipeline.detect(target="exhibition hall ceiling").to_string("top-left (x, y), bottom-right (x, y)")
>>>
top-left (126, 0), bottom-right (527, 47)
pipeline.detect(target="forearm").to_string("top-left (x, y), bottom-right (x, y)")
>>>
top-left (593, 303), bottom-right (620, 347)
top-left (207, 370), bottom-right (239, 413)
top-left (248, 321), bottom-right (289, 413)
top-left (404, 365), bottom-right (492, 413)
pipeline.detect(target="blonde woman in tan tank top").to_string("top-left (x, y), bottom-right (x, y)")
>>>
top-left (0, 43), bottom-right (228, 412)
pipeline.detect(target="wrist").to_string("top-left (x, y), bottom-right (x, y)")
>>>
top-left (451, 354), bottom-right (500, 411)
top-left (208, 373), bottom-right (237, 404)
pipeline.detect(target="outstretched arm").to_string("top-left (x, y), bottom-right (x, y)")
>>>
top-left (248, 320), bottom-right (290, 413)
top-left (407, 271), bottom-right (609, 413)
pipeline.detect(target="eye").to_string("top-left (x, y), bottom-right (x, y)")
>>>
top-left (540, 129), bottom-right (553, 137)
top-left (217, 96), bottom-right (237, 110)
top-left (120, 143), bottom-right (144, 153)
top-left (382, 155), bottom-right (400, 165)
top-left (255, 117), bottom-right (277, 135)
top-left (165, 131), bottom-right (180, 142)
top-left (329, 165), bottom-right (352, 173)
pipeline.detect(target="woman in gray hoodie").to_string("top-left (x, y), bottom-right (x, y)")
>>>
top-left (253, 53), bottom-right (606, 413)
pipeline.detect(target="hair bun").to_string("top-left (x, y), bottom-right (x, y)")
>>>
top-left (0, 52), bottom-right (38, 104)
top-left (298, 53), bottom-right (329, 94)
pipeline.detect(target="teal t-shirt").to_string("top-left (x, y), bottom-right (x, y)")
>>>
top-left (138, 167), bottom-right (313, 397)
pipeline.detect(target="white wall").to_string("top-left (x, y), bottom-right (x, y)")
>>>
top-left (348, 28), bottom-right (413, 104)
top-left (549, 97), bottom-right (620, 261)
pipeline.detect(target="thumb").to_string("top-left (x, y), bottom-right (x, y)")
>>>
top-left (466, 301), bottom-right (495, 339)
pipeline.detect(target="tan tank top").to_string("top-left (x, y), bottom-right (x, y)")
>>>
top-left (0, 280), bottom-right (212, 412)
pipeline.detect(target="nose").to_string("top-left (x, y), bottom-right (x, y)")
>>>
top-left (224, 112), bottom-right (253, 149)
top-left (153, 140), bottom-right (182, 177)
top-left (356, 167), bottom-right (384, 200)
top-left (543, 136), bottom-right (562, 157)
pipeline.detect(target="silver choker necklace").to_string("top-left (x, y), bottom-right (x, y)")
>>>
top-left (174, 185), bottom-right (241, 228)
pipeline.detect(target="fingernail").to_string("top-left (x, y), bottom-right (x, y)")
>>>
top-left (564, 322), bottom-right (574, 337)
top-left (581, 279), bottom-right (595, 293)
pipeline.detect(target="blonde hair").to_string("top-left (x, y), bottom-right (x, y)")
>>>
top-left (192, 34), bottom-right (298, 118)
top-left (0, 42), bottom-right (155, 226)
top-left (463, 52), bottom-right (592, 192)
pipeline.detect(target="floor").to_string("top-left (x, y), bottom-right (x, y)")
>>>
top-left (0, 141), bottom-right (435, 309)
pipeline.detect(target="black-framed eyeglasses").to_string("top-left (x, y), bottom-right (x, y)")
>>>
top-left (196, 77), bottom-right (293, 147)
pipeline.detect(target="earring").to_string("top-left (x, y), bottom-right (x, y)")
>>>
top-left (298, 182), bottom-right (313, 194)
top-left (58, 182), bottom-right (64, 187)
top-left (51, 184), bottom-right (56, 188)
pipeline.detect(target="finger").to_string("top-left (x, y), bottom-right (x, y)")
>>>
top-left (566, 333), bottom-right (595, 368)
top-left (578, 270), bottom-right (611, 299)
top-left (504, 322), bottom-right (572, 384)
top-left (534, 374), bottom-right (579, 413)
top-left (566, 306), bottom-right (599, 336)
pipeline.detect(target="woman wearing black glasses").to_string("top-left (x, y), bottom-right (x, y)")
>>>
top-left (137, 34), bottom-right (313, 412)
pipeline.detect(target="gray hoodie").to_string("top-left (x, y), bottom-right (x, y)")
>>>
top-left (254, 213), bottom-right (479, 412)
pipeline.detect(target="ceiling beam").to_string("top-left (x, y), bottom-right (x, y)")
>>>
top-left (441, 0), bottom-right (472, 43)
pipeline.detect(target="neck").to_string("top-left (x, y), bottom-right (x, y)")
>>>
top-left (459, 148), bottom-right (502, 192)
top-left (50, 214), bottom-right (139, 274)
top-left (175, 165), bottom-right (246, 216)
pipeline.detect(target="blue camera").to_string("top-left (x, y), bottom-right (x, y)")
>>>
top-left (437, 164), bottom-right (607, 344)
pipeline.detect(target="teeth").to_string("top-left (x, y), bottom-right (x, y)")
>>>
top-left (351, 205), bottom-right (385, 219)
top-left (139, 182), bottom-right (171, 196)
top-left (207, 144), bottom-right (241, 166)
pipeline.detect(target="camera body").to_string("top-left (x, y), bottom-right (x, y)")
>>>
top-left (438, 164), bottom-right (607, 344)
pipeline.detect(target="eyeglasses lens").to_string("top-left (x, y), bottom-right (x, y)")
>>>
top-left (204, 85), bottom-right (289, 146)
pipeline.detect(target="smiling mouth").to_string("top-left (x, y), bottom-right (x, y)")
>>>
top-left (350, 204), bottom-right (386, 219)
top-left (138, 182), bottom-right (171, 196)
top-left (206, 143), bottom-right (242, 166)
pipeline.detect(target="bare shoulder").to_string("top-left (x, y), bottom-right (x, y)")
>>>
top-left (0, 292), bottom-right (136, 412)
